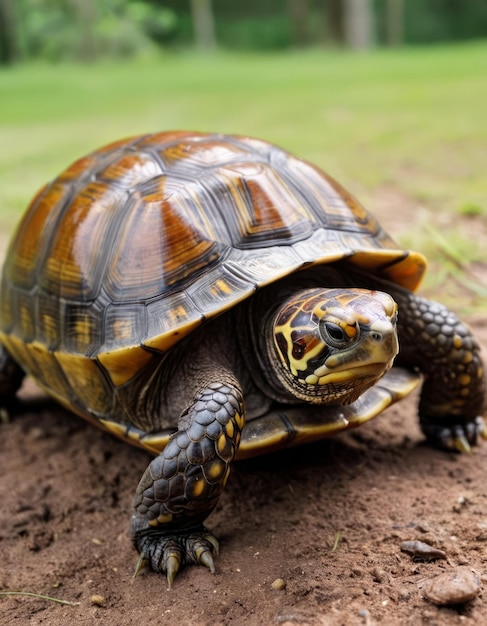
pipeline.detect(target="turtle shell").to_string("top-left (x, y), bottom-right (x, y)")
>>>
top-left (0, 131), bottom-right (426, 450)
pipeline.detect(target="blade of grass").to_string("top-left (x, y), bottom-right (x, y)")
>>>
top-left (0, 590), bottom-right (80, 606)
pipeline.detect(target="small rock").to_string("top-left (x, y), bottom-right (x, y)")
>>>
top-left (415, 522), bottom-right (430, 534)
top-left (423, 568), bottom-right (480, 606)
top-left (90, 595), bottom-right (105, 607)
top-left (400, 540), bottom-right (446, 561)
top-left (271, 578), bottom-right (286, 590)
top-left (371, 566), bottom-right (387, 583)
top-left (398, 589), bottom-right (411, 601)
top-left (350, 566), bottom-right (365, 578)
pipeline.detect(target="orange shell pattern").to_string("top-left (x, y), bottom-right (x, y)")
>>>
top-left (0, 132), bottom-right (426, 428)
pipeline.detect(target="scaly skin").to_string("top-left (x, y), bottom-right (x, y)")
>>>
top-left (390, 286), bottom-right (486, 452)
top-left (130, 375), bottom-right (244, 586)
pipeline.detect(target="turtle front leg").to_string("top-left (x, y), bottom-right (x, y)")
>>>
top-left (393, 289), bottom-right (486, 452)
top-left (130, 373), bottom-right (244, 586)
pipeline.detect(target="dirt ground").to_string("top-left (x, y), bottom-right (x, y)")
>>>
top-left (0, 316), bottom-right (486, 626)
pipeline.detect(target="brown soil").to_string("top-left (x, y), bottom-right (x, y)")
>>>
top-left (1, 320), bottom-right (486, 626)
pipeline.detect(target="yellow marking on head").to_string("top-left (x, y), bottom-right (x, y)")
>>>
top-left (478, 366), bottom-right (483, 379)
top-left (157, 512), bottom-right (173, 524)
top-left (453, 398), bottom-right (466, 407)
top-left (274, 324), bottom-right (324, 377)
top-left (460, 388), bottom-right (470, 397)
top-left (305, 374), bottom-right (319, 385)
top-left (148, 518), bottom-right (159, 527)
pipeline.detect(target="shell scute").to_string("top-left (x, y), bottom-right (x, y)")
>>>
top-left (39, 180), bottom-right (128, 300)
top-left (158, 135), bottom-right (252, 171)
top-left (5, 180), bottom-right (71, 290)
top-left (104, 302), bottom-right (148, 351)
top-left (63, 300), bottom-right (104, 356)
top-left (220, 162), bottom-right (315, 247)
top-left (96, 151), bottom-right (162, 189)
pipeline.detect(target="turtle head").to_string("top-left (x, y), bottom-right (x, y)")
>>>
top-left (271, 288), bottom-right (399, 405)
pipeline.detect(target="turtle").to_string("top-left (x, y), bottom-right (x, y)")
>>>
top-left (0, 131), bottom-right (485, 586)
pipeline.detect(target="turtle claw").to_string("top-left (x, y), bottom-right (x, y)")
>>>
top-left (133, 549), bottom-right (182, 588)
top-left (421, 416), bottom-right (486, 453)
top-left (133, 526), bottom-right (219, 585)
top-left (453, 434), bottom-right (472, 455)
top-left (165, 553), bottom-right (182, 588)
top-left (197, 549), bottom-right (216, 574)
top-left (133, 553), bottom-right (148, 578)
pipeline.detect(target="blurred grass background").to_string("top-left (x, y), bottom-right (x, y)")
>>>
top-left (1, 41), bottom-right (486, 310)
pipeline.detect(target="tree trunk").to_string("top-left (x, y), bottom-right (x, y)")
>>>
top-left (343, 0), bottom-right (373, 50)
top-left (0, 0), bottom-right (20, 64)
top-left (70, 0), bottom-right (98, 61)
top-left (385, 0), bottom-right (403, 46)
top-left (288, 0), bottom-right (310, 46)
top-left (190, 0), bottom-right (217, 50)
top-left (325, 0), bottom-right (346, 45)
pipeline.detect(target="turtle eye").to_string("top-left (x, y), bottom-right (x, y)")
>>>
top-left (320, 321), bottom-right (353, 349)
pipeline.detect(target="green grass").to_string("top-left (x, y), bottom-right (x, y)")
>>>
top-left (1, 42), bottom-right (486, 309)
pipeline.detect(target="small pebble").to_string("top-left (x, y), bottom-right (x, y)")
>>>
top-left (400, 540), bottom-right (446, 561)
top-left (371, 566), bottom-right (386, 583)
top-left (423, 568), bottom-right (480, 606)
top-left (90, 595), bottom-right (105, 607)
top-left (271, 578), bottom-right (286, 590)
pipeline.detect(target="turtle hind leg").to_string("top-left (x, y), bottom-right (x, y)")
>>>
top-left (130, 373), bottom-right (244, 586)
top-left (392, 288), bottom-right (486, 452)
top-left (0, 344), bottom-right (25, 421)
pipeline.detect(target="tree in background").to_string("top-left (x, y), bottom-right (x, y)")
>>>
top-left (0, 0), bottom-right (20, 63)
top-left (69, 0), bottom-right (98, 61)
top-left (288, 0), bottom-right (310, 46)
top-left (385, 0), bottom-right (404, 46)
top-left (0, 0), bottom-right (178, 64)
top-left (343, 0), bottom-right (373, 49)
top-left (190, 0), bottom-right (216, 50)
top-left (0, 0), bottom-right (486, 65)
